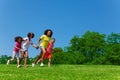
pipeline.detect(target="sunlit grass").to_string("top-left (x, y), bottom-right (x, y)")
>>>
top-left (0, 64), bottom-right (120, 80)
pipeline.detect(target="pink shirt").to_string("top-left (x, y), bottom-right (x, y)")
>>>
top-left (14, 42), bottom-right (21, 53)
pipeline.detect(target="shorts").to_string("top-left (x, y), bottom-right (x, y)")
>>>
top-left (43, 52), bottom-right (52, 60)
top-left (20, 48), bottom-right (28, 52)
top-left (39, 46), bottom-right (45, 49)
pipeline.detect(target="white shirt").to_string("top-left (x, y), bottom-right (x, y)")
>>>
top-left (22, 37), bottom-right (33, 51)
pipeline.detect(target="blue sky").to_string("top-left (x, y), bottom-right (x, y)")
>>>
top-left (0, 0), bottom-right (120, 57)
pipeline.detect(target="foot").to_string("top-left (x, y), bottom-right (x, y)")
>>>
top-left (40, 63), bottom-right (44, 67)
top-left (24, 65), bottom-right (28, 68)
top-left (7, 60), bottom-right (10, 65)
top-left (48, 64), bottom-right (50, 67)
top-left (17, 65), bottom-right (20, 68)
top-left (32, 63), bottom-right (35, 67)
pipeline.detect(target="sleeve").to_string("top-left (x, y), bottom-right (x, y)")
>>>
top-left (23, 37), bottom-right (28, 42)
top-left (40, 35), bottom-right (45, 40)
top-left (23, 37), bottom-right (27, 40)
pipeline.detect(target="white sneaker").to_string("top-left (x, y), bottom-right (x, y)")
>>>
top-left (40, 63), bottom-right (44, 67)
top-left (7, 60), bottom-right (10, 65)
top-left (17, 65), bottom-right (20, 68)
top-left (32, 63), bottom-right (35, 67)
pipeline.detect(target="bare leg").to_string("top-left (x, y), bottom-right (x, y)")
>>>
top-left (40, 47), bottom-right (46, 64)
top-left (48, 58), bottom-right (51, 67)
top-left (33, 51), bottom-right (43, 64)
top-left (19, 51), bottom-right (25, 64)
top-left (24, 51), bottom-right (28, 67)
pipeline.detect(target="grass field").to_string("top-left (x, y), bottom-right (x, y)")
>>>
top-left (0, 64), bottom-right (120, 80)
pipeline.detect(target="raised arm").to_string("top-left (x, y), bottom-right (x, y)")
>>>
top-left (38, 38), bottom-right (41, 46)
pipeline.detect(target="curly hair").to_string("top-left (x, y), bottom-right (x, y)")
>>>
top-left (44, 29), bottom-right (53, 37)
top-left (14, 36), bottom-right (23, 42)
top-left (27, 32), bottom-right (35, 38)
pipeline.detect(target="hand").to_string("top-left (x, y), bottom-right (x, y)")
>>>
top-left (36, 46), bottom-right (39, 49)
top-left (20, 49), bottom-right (24, 52)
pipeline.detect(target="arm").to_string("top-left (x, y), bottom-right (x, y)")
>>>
top-left (31, 43), bottom-right (39, 49)
top-left (15, 46), bottom-right (21, 50)
top-left (38, 38), bottom-right (41, 46)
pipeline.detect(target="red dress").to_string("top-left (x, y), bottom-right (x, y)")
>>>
top-left (44, 42), bottom-right (53, 59)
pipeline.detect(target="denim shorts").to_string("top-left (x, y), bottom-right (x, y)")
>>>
top-left (39, 46), bottom-right (45, 49)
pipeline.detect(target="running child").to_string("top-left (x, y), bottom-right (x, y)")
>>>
top-left (32, 29), bottom-right (53, 67)
top-left (43, 38), bottom-right (55, 67)
top-left (19, 32), bottom-right (38, 68)
top-left (7, 36), bottom-right (23, 68)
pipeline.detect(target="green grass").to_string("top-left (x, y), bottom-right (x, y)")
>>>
top-left (0, 64), bottom-right (120, 80)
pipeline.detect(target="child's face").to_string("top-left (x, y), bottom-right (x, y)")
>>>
top-left (47, 31), bottom-right (51, 37)
top-left (18, 38), bottom-right (22, 43)
top-left (29, 34), bottom-right (33, 38)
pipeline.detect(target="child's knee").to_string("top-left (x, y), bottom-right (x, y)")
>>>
top-left (26, 56), bottom-right (29, 59)
top-left (20, 57), bottom-right (23, 60)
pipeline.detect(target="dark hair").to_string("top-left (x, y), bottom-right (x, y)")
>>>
top-left (51, 38), bottom-right (55, 41)
top-left (27, 32), bottom-right (34, 38)
top-left (44, 29), bottom-right (53, 37)
top-left (15, 36), bottom-right (23, 42)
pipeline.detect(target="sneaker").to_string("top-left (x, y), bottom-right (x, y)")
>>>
top-left (17, 65), bottom-right (20, 68)
top-left (7, 60), bottom-right (10, 65)
top-left (32, 63), bottom-right (35, 67)
top-left (40, 63), bottom-right (44, 67)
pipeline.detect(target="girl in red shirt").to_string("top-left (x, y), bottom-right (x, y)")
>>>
top-left (44, 38), bottom-right (55, 67)
top-left (7, 36), bottom-right (23, 68)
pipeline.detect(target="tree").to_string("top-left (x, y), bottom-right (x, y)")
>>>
top-left (66, 31), bottom-right (106, 64)
top-left (105, 33), bottom-right (120, 65)
top-left (0, 55), bottom-right (10, 64)
top-left (82, 31), bottom-right (106, 62)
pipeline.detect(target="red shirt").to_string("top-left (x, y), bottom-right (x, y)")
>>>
top-left (46, 42), bottom-right (54, 54)
top-left (14, 42), bottom-right (21, 53)
top-left (44, 42), bottom-right (54, 59)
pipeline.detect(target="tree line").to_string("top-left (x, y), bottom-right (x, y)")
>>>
top-left (1, 31), bottom-right (120, 65)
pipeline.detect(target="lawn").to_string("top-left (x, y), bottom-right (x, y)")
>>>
top-left (0, 64), bottom-right (120, 80)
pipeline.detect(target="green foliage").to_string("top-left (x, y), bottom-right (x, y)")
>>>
top-left (0, 55), bottom-right (10, 64)
top-left (64, 31), bottom-right (120, 65)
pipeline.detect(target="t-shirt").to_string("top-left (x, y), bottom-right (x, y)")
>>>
top-left (40, 35), bottom-right (50, 48)
top-left (22, 37), bottom-right (33, 51)
top-left (46, 42), bottom-right (54, 54)
top-left (14, 42), bottom-right (21, 53)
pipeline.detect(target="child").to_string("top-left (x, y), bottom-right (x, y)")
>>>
top-left (7, 36), bottom-right (23, 68)
top-left (43, 38), bottom-right (55, 67)
top-left (32, 29), bottom-right (53, 67)
top-left (19, 32), bottom-right (38, 67)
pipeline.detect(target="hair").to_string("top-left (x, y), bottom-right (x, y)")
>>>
top-left (15, 36), bottom-right (23, 42)
top-left (51, 38), bottom-right (55, 42)
top-left (27, 32), bottom-right (35, 38)
top-left (44, 29), bottom-right (53, 37)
